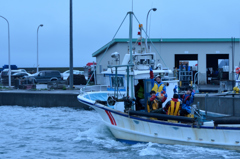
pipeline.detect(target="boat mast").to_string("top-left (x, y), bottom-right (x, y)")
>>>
top-left (128, 11), bottom-right (134, 98)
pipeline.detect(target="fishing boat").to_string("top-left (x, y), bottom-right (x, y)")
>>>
top-left (77, 12), bottom-right (240, 150)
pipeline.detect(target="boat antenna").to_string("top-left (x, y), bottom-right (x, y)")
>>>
top-left (132, 0), bottom-right (133, 12)
top-left (128, 11), bottom-right (134, 98)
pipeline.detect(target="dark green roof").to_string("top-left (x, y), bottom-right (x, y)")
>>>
top-left (92, 38), bottom-right (240, 57)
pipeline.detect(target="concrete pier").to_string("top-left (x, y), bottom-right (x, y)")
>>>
top-left (0, 90), bottom-right (90, 110)
top-left (0, 85), bottom-right (239, 116)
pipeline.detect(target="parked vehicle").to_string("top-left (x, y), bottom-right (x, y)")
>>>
top-left (85, 62), bottom-right (96, 82)
top-left (61, 70), bottom-right (84, 80)
top-left (67, 74), bottom-right (87, 85)
top-left (18, 69), bottom-right (31, 76)
top-left (31, 70), bottom-right (62, 84)
top-left (12, 72), bottom-right (29, 78)
top-left (0, 69), bottom-right (29, 85)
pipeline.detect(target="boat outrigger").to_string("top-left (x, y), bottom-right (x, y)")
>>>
top-left (77, 11), bottom-right (240, 150)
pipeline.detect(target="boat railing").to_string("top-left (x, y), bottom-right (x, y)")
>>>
top-left (129, 110), bottom-right (196, 123)
top-left (80, 85), bottom-right (108, 95)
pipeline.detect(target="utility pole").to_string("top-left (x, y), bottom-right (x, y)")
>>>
top-left (69, 0), bottom-right (73, 88)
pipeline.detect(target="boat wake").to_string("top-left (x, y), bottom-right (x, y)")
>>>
top-left (75, 123), bottom-right (128, 150)
top-left (75, 122), bottom-right (240, 158)
top-left (135, 143), bottom-right (240, 158)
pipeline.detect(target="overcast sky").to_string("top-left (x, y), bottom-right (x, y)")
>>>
top-left (0, 0), bottom-right (240, 68)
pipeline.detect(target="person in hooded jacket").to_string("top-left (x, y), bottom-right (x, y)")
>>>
top-left (147, 90), bottom-right (167, 113)
top-left (135, 79), bottom-right (145, 110)
top-left (173, 86), bottom-right (195, 116)
top-left (149, 67), bottom-right (167, 98)
top-left (163, 94), bottom-right (181, 116)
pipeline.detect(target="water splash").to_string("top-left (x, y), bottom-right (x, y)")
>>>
top-left (75, 123), bottom-right (128, 150)
top-left (1, 106), bottom-right (240, 159)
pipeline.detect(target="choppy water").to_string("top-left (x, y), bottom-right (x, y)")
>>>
top-left (1, 106), bottom-right (240, 159)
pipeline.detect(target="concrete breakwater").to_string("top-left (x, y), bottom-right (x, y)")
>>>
top-left (0, 90), bottom-right (90, 110)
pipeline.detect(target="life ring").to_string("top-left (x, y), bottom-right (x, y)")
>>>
top-left (236, 67), bottom-right (240, 74)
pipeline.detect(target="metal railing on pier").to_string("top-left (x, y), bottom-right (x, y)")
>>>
top-left (205, 93), bottom-right (240, 118)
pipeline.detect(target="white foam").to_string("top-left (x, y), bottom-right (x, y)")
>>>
top-left (130, 142), bottom-right (240, 158)
top-left (137, 142), bottom-right (160, 156)
top-left (75, 123), bottom-right (128, 150)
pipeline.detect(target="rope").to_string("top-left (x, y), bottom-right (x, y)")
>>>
top-left (133, 14), bottom-right (168, 68)
top-left (84, 13), bottom-right (129, 88)
top-left (82, 12), bottom-right (168, 94)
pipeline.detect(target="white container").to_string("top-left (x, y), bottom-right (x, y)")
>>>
top-left (223, 66), bottom-right (229, 72)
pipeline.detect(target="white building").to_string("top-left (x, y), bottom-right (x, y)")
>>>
top-left (92, 38), bottom-right (239, 85)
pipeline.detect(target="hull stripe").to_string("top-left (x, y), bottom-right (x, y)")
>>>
top-left (105, 110), bottom-right (114, 125)
top-left (109, 111), bottom-right (117, 125)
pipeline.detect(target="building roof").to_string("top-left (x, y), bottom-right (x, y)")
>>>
top-left (92, 38), bottom-right (240, 57)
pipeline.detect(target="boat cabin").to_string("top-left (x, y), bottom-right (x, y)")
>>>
top-left (101, 52), bottom-right (178, 112)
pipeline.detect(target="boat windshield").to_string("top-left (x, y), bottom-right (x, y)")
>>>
top-left (84, 92), bottom-right (108, 101)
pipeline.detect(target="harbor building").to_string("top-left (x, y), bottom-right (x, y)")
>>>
top-left (92, 38), bottom-right (239, 85)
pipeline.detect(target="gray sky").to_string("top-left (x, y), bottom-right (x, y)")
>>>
top-left (0, 0), bottom-right (240, 68)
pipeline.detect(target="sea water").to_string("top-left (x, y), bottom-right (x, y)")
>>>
top-left (1, 106), bottom-right (240, 159)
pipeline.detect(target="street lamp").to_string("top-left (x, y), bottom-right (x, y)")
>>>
top-left (37, 24), bottom-right (43, 73)
top-left (145, 8), bottom-right (157, 53)
top-left (0, 15), bottom-right (11, 87)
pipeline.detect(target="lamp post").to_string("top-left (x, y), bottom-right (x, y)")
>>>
top-left (37, 24), bottom-right (43, 73)
top-left (0, 15), bottom-right (11, 87)
top-left (145, 8), bottom-right (157, 53)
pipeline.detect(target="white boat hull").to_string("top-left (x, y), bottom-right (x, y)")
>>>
top-left (78, 93), bottom-right (240, 150)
